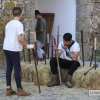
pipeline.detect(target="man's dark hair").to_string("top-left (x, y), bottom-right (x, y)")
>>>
top-left (12, 7), bottom-right (22, 16)
top-left (63, 33), bottom-right (72, 41)
top-left (35, 10), bottom-right (40, 15)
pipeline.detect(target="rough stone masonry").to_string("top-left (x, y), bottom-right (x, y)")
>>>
top-left (76, 0), bottom-right (100, 61)
top-left (0, 0), bottom-right (100, 69)
top-left (0, 0), bottom-right (35, 69)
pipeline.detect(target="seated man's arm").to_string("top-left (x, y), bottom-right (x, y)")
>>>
top-left (62, 42), bottom-right (80, 60)
top-left (54, 45), bottom-right (63, 58)
top-left (68, 52), bottom-right (79, 60)
top-left (57, 49), bottom-right (63, 58)
top-left (68, 43), bottom-right (80, 60)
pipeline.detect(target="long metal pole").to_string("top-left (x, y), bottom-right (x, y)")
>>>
top-left (51, 35), bottom-right (53, 58)
top-left (44, 31), bottom-right (46, 64)
top-left (28, 29), bottom-right (31, 63)
top-left (56, 50), bottom-right (62, 85)
top-left (94, 50), bottom-right (97, 70)
top-left (94, 37), bottom-right (97, 70)
top-left (84, 50), bottom-right (96, 75)
top-left (32, 43), bottom-right (41, 93)
top-left (47, 34), bottom-right (49, 59)
top-left (81, 30), bottom-right (84, 66)
top-left (57, 25), bottom-right (59, 46)
top-left (23, 35), bottom-right (26, 62)
top-left (48, 43), bottom-right (49, 59)
top-left (90, 43), bottom-right (94, 67)
top-left (56, 25), bottom-right (62, 85)
top-left (34, 32), bottom-right (38, 65)
top-left (84, 66), bottom-right (94, 75)
top-left (23, 47), bottom-right (26, 62)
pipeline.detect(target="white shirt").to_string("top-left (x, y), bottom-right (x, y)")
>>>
top-left (58, 41), bottom-right (82, 64)
top-left (3, 20), bottom-right (24, 51)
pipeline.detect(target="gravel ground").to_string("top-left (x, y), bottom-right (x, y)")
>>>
top-left (0, 69), bottom-right (100, 100)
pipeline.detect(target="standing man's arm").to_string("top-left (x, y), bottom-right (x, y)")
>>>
top-left (36, 19), bottom-right (44, 33)
top-left (17, 24), bottom-right (34, 48)
top-left (18, 34), bottom-right (27, 47)
top-left (18, 34), bottom-right (34, 48)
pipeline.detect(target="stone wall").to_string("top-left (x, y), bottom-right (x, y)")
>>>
top-left (76, 0), bottom-right (100, 61)
top-left (1, 0), bottom-right (100, 68)
top-left (0, 0), bottom-right (35, 69)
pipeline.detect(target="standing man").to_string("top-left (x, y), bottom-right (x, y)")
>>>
top-left (47, 33), bottom-right (81, 88)
top-left (3, 7), bottom-right (34, 96)
top-left (35, 10), bottom-right (46, 61)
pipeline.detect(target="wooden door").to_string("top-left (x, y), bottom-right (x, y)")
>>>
top-left (41, 13), bottom-right (55, 58)
top-left (41, 13), bottom-right (55, 35)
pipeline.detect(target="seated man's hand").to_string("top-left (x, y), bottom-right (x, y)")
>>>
top-left (54, 45), bottom-right (58, 51)
top-left (27, 44), bottom-right (34, 49)
top-left (62, 44), bottom-right (68, 50)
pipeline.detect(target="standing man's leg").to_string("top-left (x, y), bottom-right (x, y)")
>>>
top-left (9, 51), bottom-right (22, 88)
top-left (4, 50), bottom-right (16, 96)
top-left (9, 51), bottom-right (31, 96)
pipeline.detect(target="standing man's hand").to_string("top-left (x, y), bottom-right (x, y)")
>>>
top-left (36, 29), bottom-right (43, 33)
top-left (27, 44), bottom-right (34, 49)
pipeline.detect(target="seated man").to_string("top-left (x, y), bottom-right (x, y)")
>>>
top-left (47, 33), bottom-right (81, 88)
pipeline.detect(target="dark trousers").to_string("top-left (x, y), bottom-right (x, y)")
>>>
top-left (4, 50), bottom-right (22, 88)
top-left (50, 57), bottom-right (80, 76)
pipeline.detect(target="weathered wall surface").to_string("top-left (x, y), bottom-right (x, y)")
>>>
top-left (1, 0), bottom-right (100, 69)
top-left (76, 0), bottom-right (100, 61)
top-left (0, 0), bottom-right (35, 69)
